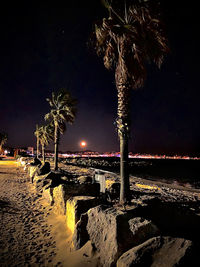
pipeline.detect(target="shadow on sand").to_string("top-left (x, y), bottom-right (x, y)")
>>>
top-left (0, 199), bottom-right (20, 215)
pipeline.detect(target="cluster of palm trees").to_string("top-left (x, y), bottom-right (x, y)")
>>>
top-left (34, 89), bottom-right (76, 171)
top-left (34, 0), bottom-right (169, 204)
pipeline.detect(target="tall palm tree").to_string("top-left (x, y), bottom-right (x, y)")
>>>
top-left (92, 0), bottom-right (169, 203)
top-left (0, 132), bottom-right (8, 154)
top-left (45, 89), bottom-right (77, 171)
top-left (34, 124), bottom-right (40, 159)
top-left (38, 124), bottom-right (54, 163)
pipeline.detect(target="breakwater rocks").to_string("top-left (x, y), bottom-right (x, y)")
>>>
top-left (61, 157), bottom-right (149, 170)
top-left (20, 157), bottom-right (200, 267)
top-left (62, 157), bottom-right (120, 170)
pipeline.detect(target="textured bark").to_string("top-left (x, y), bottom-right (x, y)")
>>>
top-left (42, 145), bottom-right (45, 163)
top-left (54, 124), bottom-right (59, 171)
top-left (119, 136), bottom-right (129, 203)
top-left (36, 137), bottom-right (39, 159)
top-left (115, 38), bottom-right (131, 204)
top-left (116, 77), bottom-right (131, 203)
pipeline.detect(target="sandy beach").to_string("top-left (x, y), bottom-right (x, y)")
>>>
top-left (0, 160), bottom-right (101, 267)
top-left (1, 159), bottom-right (200, 267)
top-left (0, 160), bottom-right (66, 266)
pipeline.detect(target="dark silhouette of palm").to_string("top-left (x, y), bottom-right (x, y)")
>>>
top-left (0, 132), bottom-right (8, 154)
top-left (38, 124), bottom-right (54, 162)
top-left (34, 125), bottom-right (40, 159)
top-left (45, 89), bottom-right (76, 170)
top-left (92, 0), bottom-right (169, 203)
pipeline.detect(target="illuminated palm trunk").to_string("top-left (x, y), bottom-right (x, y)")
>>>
top-left (36, 137), bottom-right (39, 159)
top-left (54, 123), bottom-right (59, 171)
top-left (42, 144), bottom-right (45, 163)
top-left (116, 71), bottom-right (131, 204)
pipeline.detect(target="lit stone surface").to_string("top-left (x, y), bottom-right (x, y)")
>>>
top-left (53, 184), bottom-right (67, 215)
top-left (66, 196), bottom-right (99, 234)
top-left (85, 205), bottom-right (159, 267)
top-left (28, 166), bottom-right (38, 181)
top-left (43, 187), bottom-right (54, 206)
top-left (117, 236), bottom-right (193, 267)
top-left (51, 183), bottom-right (100, 216)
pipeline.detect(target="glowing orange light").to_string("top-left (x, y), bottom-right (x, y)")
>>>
top-left (80, 141), bottom-right (86, 147)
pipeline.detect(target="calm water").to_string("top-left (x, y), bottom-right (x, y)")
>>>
top-left (64, 157), bottom-right (200, 188)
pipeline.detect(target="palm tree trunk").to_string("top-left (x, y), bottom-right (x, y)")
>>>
top-left (36, 137), bottom-right (39, 158)
top-left (42, 144), bottom-right (45, 163)
top-left (120, 135), bottom-right (129, 202)
top-left (116, 78), bottom-right (131, 204)
top-left (54, 124), bottom-right (59, 171)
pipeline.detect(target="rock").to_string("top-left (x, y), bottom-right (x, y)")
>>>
top-left (66, 196), bottom-right (99, 234)
top-left (72, 213), bottom-right (89, 250)
top-left (36, 162), bottom-right (51, 175)
top-left (33, 171), bottom-right (52, 185)
top-left (19, 157), bottom-right (27, 166)
top-left (128, 217), bottom-right (159, 247)
top-left (28, 166), bottom-right (39, 183)
top-left (85, 205), bottom-right (159, 267)
top-left (77, 176), bottom-right (93, 184)
top-left (34, 171), bottom-right (63, 189)
top-left (53, 184), bottom-right (68, 215)
top-left (54, 183), bottom-right (100, 215)
top-left (117, 236), bottom-right (194, 267)
top-left (30, 157), bottom-right (42, 166)
top-left (43, 187), bottom-right (54, 205)
top-left (106, 182), bottom-right (120, 202)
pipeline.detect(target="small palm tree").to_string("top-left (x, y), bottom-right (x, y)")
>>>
top-left (38, 124), bottom-right (54, 163)
top-left (34, 125), bottom-right (40, 159)
top-left (45, 89), bottom-right (77, 171)
top-left (0, 132), bottom-right (8, 154)
top-left (92, 0), bottom-right (169, 203)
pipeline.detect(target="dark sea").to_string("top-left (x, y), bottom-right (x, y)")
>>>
top-left (128, 158), bottom-right (200, 188)
top-left (64, 157), bottom-right (200, 189)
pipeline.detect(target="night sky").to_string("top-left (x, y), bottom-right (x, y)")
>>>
top-left (0, 1), bottom-right (199, 155)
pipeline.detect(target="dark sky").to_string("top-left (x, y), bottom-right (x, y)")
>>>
top-left (0, 1), bottom-right (199, 155)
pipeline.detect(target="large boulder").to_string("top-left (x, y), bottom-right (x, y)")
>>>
top-left (66, 196), bottom-right (99, 234)
top-left (74, 205), bottom-right (159, 267)
top-left (36, 162), bottom-right (51, 175)
top-left (77, 175), bottom-right (93, 184)
top-left (30, 157), bottom-right (42, 166)
top-left (53, 184), bottom-right (68, 215)
top-left (72, 213), bottom-right (89, 250)
top-left (49, 183), bottom-right (100, 216)
top-left (117, 236), bottom-right (194, 267)
top-left (43, 187), bottom-right (54, 206)
top-left (28, 165), bottom-right (39, 182)
top-left (33, 171), bottom-right (52, 186)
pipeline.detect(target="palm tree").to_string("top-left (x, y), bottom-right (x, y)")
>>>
top-left (92, 0), bottom-right (169, 203)
top-left (38, 124), bottom-right (54, 163)
top-left (34, 124), bottom-right (40, 159)
top-left (0, 132), bottom-right (8, 154)
top-left (45, 89), bottom-right (77, 171)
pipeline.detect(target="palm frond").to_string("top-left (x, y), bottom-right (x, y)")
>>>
top-left (45, 89), bottom-right (77, 136)
top-left (91, 0), bottom-right (169, 89)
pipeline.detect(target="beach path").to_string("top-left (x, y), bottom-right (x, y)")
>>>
top-left (0, 160), bottom-right (64, 266)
